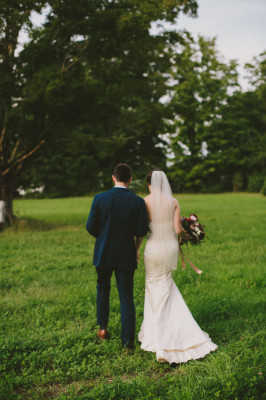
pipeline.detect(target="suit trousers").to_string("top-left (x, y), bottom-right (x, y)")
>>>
top-left (96, 267), bottom-right (135, 347)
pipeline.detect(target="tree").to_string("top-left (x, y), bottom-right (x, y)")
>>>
top-left (167, 35), bottom-right (239, 192)
top-left (0, 0), bottom-right (198, 221)
top-left (205, 52), bottom-right (266, 192)
top-left (0, 0), bottom-right (47, 222)
top-left (244, 51), bottom-right (266, 183)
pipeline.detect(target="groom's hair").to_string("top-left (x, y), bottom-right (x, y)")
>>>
top-left (146, 168), bottom-right (162, 185)
top-left (114, 163), bottom-right (132, 183)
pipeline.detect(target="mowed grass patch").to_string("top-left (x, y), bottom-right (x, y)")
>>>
top-left (0, 194), bottom-right (265, 399)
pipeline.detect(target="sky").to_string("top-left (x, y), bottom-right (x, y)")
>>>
top-left (176, 0), bottom-right (266, 89)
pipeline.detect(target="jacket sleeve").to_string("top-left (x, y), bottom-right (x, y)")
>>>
top-left (86, 196), bottom-right (99, 238)
top-left (135, 199), bottom-right (149, 237)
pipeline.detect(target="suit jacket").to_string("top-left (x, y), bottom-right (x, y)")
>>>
top-left (86, 187), bottom-right (148, 270)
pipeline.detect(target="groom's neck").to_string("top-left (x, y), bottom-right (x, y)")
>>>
top-left (112, 176), bottom-right (132, 188)
top-left (114, 181), bottom-right (129, 188)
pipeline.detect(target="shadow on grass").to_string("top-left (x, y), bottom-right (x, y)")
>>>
top-left (1, 217), bottom-right (70, 233)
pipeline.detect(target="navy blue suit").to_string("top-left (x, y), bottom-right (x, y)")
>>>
top-left (86, 187), bottom-right (148, 347)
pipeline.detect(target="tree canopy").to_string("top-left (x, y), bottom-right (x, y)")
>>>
top-left (168, 41), bottom-right (265, 193)
top-left (0, 0), bottom-right (198, 222)
top-left (0, 1), bottom-right (265, 223)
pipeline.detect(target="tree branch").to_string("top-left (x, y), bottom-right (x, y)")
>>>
top-left (64, 56), bottom-right (84, 72)
top-left (9, 138), bottom-right (22, 162)
top-left (52, 135), bottom-right (137, 143)
top-left (0, 127), bottom-right (5, 150)
top-left (2, 140), bottom-right (45, 176)
top-left (62, 41), bottom-right (89, 73)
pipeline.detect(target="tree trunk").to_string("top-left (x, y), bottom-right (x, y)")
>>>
top-left (0, 176), bottom-right (15, 224)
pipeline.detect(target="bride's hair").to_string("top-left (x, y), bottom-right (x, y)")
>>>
top-left (146, 168), bottom-right (162, 185)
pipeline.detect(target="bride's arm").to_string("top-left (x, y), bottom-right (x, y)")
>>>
top-left (135, 236), bottom-right (144, 251)
top-left (173, 201), bottom-right (189, 240)
top-left (135, 196), bottom-right (150, 261)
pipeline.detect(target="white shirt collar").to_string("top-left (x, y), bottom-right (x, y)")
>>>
top-left (114, 185), bottom-right (128, 189)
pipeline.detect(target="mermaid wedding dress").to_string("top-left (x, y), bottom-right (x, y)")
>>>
top-left (138, 171), bottom-right (217, 364)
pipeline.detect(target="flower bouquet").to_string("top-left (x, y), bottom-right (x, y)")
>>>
top-left (180, 213), bottom-right (206, 246)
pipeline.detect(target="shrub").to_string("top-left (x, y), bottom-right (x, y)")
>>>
top-left (247, 174), bottom-right (264, 192)
top-left (261, 178), bottom-right (266, 196)
top-left (232, 172), bottom-right (243, 192)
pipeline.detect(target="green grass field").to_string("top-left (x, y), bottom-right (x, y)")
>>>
top-left (0, 194), bottom-right (265, 400)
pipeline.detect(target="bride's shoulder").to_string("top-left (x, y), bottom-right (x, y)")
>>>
top-left (172, 197), bottom-right (180, 209)
top-left (144, 194), bottom-right (151, 202)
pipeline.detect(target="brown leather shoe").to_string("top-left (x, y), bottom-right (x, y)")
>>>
top-left (97, 329), bottom-right (109, 340)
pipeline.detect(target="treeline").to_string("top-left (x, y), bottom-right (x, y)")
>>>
top-left (168, 41), bottom-right (266, 194)
top-left (0, 0), bottom-right (265, 222)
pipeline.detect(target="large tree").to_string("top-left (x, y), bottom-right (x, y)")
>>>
top-left (168, 35), bottom-right (239, 192)
top-left (0, 0), bottom-right (198, 222)
top-left (168, 44), bottom-right (266, 193)
top-left (0, 0), bottom-right (47, 222)
top-left (204, 51), bottom-right (266, 192)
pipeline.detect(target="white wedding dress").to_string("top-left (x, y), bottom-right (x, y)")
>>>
top-left (138, 171), bottom-right (217, 364)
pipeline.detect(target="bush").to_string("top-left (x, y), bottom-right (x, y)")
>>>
top-left (261, 178), bottom-right (266, 196)
top-left (247, 174), bottom-right (264, 192)
top-left (232, 172), bottom-right (243, 192)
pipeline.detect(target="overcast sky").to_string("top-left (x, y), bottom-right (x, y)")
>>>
top-left (176, 0), bottom-right (266, 89)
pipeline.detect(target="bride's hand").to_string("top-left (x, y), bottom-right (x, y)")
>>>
top-left (179, 229), bottom-right (190, 241)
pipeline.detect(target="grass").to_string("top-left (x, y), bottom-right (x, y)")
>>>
top-left (0, 193), bottom-right (265, 400)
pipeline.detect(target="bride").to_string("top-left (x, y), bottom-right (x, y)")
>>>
top-left (138, 169), bottom-right (218, 364)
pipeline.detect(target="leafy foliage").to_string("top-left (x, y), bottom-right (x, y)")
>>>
top-left (168, 46), bottom-right (266, 193)
top-left (0, 0), bottom-right (47, 221)
top-left (1, 1), bottom-right (265, 220)
top-left (261, 178), bottom-right (266, 196)
top-left (0, 0), bottom-right (198, 215)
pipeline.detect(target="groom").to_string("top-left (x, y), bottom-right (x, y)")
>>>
top-left (86, 163), bottom-right (148, 348)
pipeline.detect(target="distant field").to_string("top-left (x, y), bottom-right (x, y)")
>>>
top-left (0, 194), bottom-right (265, 399)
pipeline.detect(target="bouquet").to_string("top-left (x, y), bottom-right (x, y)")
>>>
top-left (179, 214), bottom-right (206, 246)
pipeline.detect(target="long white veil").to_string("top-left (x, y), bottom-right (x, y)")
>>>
top-left (150, 170), bottom-right (174, 224)
top-left (149, 171), bottom-right (178, 272)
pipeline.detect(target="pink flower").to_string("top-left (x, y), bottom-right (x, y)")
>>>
top-left (189, 214), bottom-right (198, 221)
